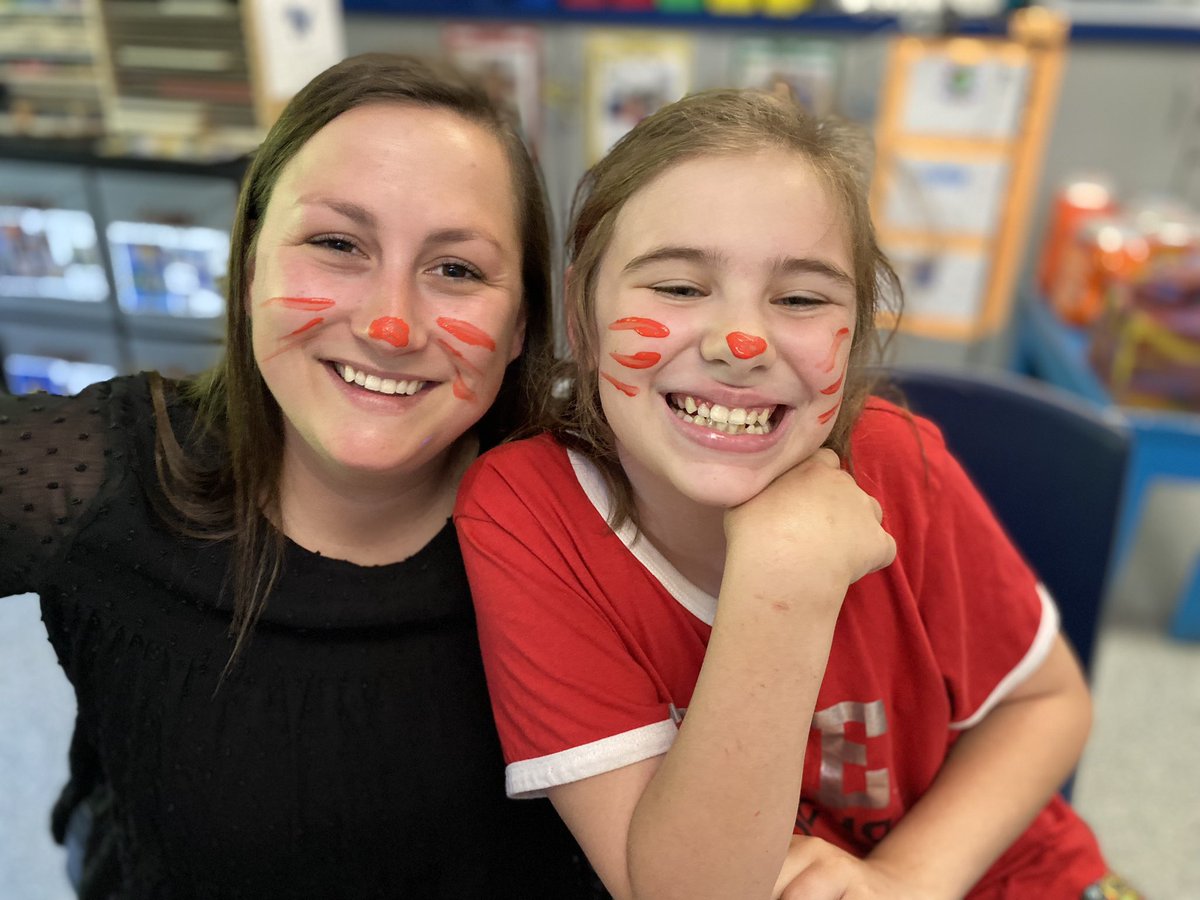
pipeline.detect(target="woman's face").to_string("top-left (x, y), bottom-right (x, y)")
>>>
top-left (248, 103), bottom-right (525, 483)
top-left (589, 149), bottom-right (857, 512)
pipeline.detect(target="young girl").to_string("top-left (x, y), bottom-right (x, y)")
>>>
top-left (455, 89), bottom-right (1140, 900)
top-left (1, 54), bottom-right (599, 898)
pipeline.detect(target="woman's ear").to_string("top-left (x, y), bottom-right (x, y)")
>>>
top-left (506, 305), bottom-right (527, 365)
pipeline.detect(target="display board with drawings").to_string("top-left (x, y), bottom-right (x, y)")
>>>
top-left (870, 8), bottom-right (1068, 342)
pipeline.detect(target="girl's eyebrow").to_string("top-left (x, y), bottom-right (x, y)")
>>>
top-left (622, 245), bottom-right (855, 289)
top-left (771, 256), bottom-right (855, 288)
top-left (621, 245), bottom-right (717, 274)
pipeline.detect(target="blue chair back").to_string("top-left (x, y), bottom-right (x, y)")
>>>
top-left (879, 366), bottom-right (1131, 678)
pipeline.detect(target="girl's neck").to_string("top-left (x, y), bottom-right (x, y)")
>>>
top-left (627, 474), bottom-right (729, 599)
top-left (276, 434), bottom-right (478, 566)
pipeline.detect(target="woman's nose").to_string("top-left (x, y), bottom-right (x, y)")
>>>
top-left (358, 277), bottom-right (428, 351)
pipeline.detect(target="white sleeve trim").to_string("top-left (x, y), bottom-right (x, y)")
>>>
top-left (505, 720), bottom-right (678, 799)
top-left (949, 583), bottom-right (1061, 731)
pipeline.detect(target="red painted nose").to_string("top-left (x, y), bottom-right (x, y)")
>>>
top-left (726, 331), bottom-right (767, 359)
top-left (369, 317), bottom-right (409, 348)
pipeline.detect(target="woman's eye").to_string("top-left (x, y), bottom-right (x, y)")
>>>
top-left (432, 261), bottom-right (484, 281)
top-left (311, 235), bottom-right (357, 254)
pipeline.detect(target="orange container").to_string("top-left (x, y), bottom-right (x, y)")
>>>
top-left (1050, 216), bottom-right (1149, 326)
top-left (1038, 177), bottom-right (1117, 298)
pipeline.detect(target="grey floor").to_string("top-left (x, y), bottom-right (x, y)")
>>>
top-left (2, 492), bottom-right (1198, 899)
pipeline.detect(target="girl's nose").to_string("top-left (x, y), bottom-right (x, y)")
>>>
top-left (700, 318), bottom-right (776, 371)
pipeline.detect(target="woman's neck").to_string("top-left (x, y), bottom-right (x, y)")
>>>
top-left (276, 434), bottom-right (478, 566)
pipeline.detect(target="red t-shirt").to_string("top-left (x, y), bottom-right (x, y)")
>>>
top-left (455, 398), bottom-right (1108, 897)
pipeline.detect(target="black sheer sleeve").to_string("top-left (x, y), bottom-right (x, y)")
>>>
top-left (0, 381), bottom-right (118, 596)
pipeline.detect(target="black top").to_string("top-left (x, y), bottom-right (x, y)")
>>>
top-left (0, 375), bottom-right (602, 899)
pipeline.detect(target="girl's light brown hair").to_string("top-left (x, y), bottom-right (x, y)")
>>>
top-left (150, 53), bottom-right (554, 673)
top-left (536, 88), bottom-right (901, 528)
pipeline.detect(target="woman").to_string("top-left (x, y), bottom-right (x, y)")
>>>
top-left (2, 54), bottom-right (598, 898)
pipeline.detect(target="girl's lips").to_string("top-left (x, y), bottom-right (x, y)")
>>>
top-left (661, 393), bottom-right (791, 453)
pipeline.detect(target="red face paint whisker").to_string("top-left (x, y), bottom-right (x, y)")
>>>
top-left (436, 317), bottom-right (496, 352)
top-left (609, 351), bottom-right (661, 370)
top-left (436, 338), bottom-right (483, 377)
top-left (818, 401), bottom-right (842, 425)
top-left (608, 317), bottom-right (670, 339)
top-left (726, 332), bottom-right (767, 360)
top-left (820, 327), bottom-right (851, 373)
top-left (452, 374), bottom-right (477, 402)
top-left (266, 296), bottom-right (336, 311)
top-left (286, 317), bottom-right (325, 338)
top-left (600, 372), bottom-right (639, 397)
top-left (820, 370), bottom-right (845, 396)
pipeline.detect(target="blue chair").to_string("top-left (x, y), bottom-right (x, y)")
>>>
top-left (878, 365), bottom-right (1132, 680)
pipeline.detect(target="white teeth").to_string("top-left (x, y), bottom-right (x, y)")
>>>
top-left (668, 394), bottom-right (776, 435)
top-left (337, 364), bottom-right (425, 396)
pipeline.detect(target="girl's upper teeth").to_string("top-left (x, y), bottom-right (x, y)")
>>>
top-left (673, 394), bottom-right (775, 426)
top-left (338, 363), bottom-right (424, 396)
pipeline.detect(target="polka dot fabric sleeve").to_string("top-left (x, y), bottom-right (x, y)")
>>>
top-left (0, 381), bottom-right (116, 596)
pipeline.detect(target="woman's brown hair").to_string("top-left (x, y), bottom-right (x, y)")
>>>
top-left (539, 88), bottom-right (901, 528)
top-left (150, 53), bottom-right (554, 671)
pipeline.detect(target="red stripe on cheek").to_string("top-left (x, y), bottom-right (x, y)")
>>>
top-left (286, 317), bottom-right (324, 337)
top-left (609, 351), bottom-right (661, 369)
top-left (608, 317), bottom-right (670, 338)
top-left (817, 401), bottom-right (842, 425)
top-left (452, 375), bottom-right (476, 401)
top-left (368, 317), bottom-right (409, 347)
top-left (820, 370), bottom-right (845, 395)
top-left (820, 328), bottom-right (851, 373)
top-left (437, 317), bottom-right (496, 351)
top-left (267, 296), bottom-right (336, 311)
top-left (600, 372), bottom-right (639, 397)
top-left (726, 332), bottom-right (767, 359)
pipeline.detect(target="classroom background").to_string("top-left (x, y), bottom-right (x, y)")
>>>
top-left (0, 0), bottom-right (1197, 897)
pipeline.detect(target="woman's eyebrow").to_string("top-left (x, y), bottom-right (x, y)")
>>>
top-left (298, 196), bottom-right (377, 228)
top-left (424, 228), bottom-right (504, 253)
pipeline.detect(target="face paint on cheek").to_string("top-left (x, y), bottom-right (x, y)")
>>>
top-left (600, 372), bottom-right (639, 397)
top-left (820, 327), bottom-right (851, 373)
top-left (817, 400), bottom-right (842, 425)
top-left (266, 296), bottom-right (336, 311)
top-left (820, 370), bottom-right (845, 396)
top-left (726, 332), bottom-right (768, 359)
top-left (608, 317), bottom-right (670, 339)
top-left (436, 317), bottom-right (497, 351)
top-left (452, 376), bottom-right (476, 402)
top-left (609, 351), bottom-right (661, 369)
top-left (435, 338), bottom-right (487, 404)
top-left (286, 317), bottom-right (324, 338)
top-left (368, 316), bottom-right (409, 348)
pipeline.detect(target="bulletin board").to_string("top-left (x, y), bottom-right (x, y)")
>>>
top-left (871, 7), bottom-right (1069, 342)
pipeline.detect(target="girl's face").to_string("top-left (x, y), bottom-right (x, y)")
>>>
top-left (248, 103), bottom-right (525, 483)
top-left (590, 149), bottom-right (857, 512)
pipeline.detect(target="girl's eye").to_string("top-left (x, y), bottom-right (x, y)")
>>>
top-left (310, 235), bottom-right (358, 254)
top-left (432, 261), bottom-right (484, 281)
top-left (775, 294), bottom-right (827, 308)
top-left (653, 284), bottom-right (705, 299)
